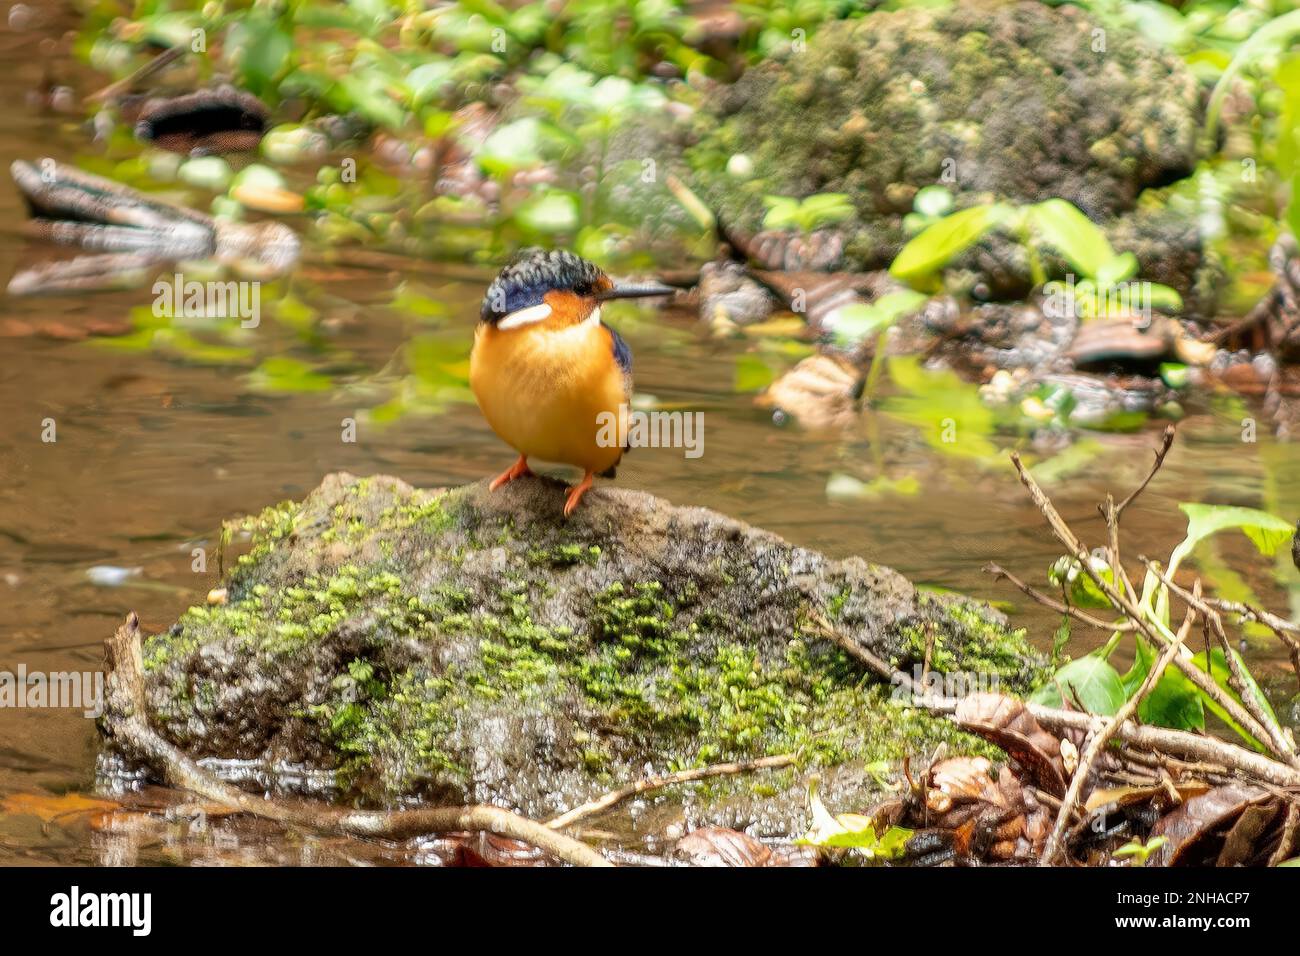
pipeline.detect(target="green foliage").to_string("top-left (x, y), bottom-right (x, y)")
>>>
top-left (797, 778), bottom-right (912, 859)
top-left (890, 204), bottom-right (1009, 287)
top-left (761, 193), bottom-right (856, 232)
top-left (890, 197), bottom-right (1183, 315)
top-left (880, 356), bottom-right (1000, 460)
top-left (1114, 835), bottom-right (1168, 867)
top-left (1040, 499), bottom-right (1295, 749)
top-left (1030, 655), bottom-right (1127, 715)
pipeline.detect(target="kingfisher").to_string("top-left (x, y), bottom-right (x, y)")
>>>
top-left (470, 249), bottom-right (674, 517)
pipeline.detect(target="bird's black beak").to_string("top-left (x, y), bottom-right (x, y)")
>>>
top-left (596, 280), bottom-right (676, 301)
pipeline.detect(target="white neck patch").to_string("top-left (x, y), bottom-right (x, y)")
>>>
top-left (496, 303), bottom-right (602, 331)
top-left (496, 302), bottom-right (553, 330)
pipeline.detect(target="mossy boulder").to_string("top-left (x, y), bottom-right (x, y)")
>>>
top-left (688, 1), bottom-right (1210, 302)
top-left (110, 473), bottom-right (1048, 839)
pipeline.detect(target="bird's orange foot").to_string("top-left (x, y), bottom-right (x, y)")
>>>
top-left (489, 454), bottom-right (532, 491)
top-left (563, 471), bottom-right (595, 518)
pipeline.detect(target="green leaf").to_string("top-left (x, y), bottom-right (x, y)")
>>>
top-left (1177, 504), bottom-right (1295, 559)
top-left (513, 190), bottom-right (580, 234)
top-left (1095, 252), bottom-right (1139, 290)
top-left (1192, 647), bottom-right (1279, 728)
top-left (761, 196), bottom-right (800, 230)
top-left (1145, 283), bottom-right (1184, 314)
top-left (828, 290), bottom-right (926, 346)
top-left (734, 354), bottom-right (776, 393)
top-left (1138, 664), bottom-right (1205, 731)
top-left (1030, 655), bottom-right (1126, 715)
top-left (798, 783), bottom-right (911, 857)
top-left (889, 205), bottom-right (1007, 285)
top-left (1027, 199), bottom-right (1114, 279)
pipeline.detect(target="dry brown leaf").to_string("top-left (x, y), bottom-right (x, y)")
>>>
top-left (1149, 784), bottom-right (1277, 866)
top-left (953, 693), bottom-right (1067, 796)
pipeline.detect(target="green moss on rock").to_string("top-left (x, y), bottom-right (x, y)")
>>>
top-left (688, 1), bottom-right (1210, 301)
top-left (122, 472), bottom-right (1045, 838)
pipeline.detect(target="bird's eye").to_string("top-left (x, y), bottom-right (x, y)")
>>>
top-left (572, 282), bottom-right (592, 297)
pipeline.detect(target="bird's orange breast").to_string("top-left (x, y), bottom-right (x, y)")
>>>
top-left (470, 314), bottom-right (628, 474)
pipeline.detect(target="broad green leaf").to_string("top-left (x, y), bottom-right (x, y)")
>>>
top-left (1030, 655), bottom-right (1126, 715)
top-left (889, 205), bottom-right (1007, 285)
top-left (761, 197), bottom-right (800, 230)
top-left (1138, 664), bottom-right (1205, 731)
top-left (1027, 199), bottom-right (1113, 279)
top-left (1095, 252), bottom-right (1139, 290)
top-left (828, 290), bottom-right (926, 346)
top-left (1145, 283), bottom-right (1184, 313)
top-left (880, 356), bottom-right (999, 460)
top-left (1176, 504), bottom-right (1294, 559)
top-left (1192, 647), bottom-right (1279, 728)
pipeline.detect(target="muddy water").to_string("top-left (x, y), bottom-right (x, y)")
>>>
top-left (2, 5), bottom-right (1299, 865)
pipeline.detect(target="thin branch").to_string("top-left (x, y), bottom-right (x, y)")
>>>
top-left (1204, 596), bottom-right (1300, 688)
top-left (808, 610), bottom-right (1300, 788)
top-left (1039, 587), bottom-right (1198, 866)
top-left (546, 754), bottom-right (797, 830)
top-left (806, 611), bottom-right (918, 690)
top-left (101, 615), bottom-right (612, 867)
top-left (1141, 558), bottom-right (1296, 762)
top-left (85, 44), bottom-right (187, 104)
top-left (985, 562), bottom-right (1136, 632)
top-left (1115, 424), bottom-right (1177, 517)
top-left (1010, 452), bottom-right (1292, 765)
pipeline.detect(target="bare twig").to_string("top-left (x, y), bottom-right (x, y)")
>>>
top-left (546, 754), bottom-right (797, 830)
top-left (85, 44), bottom-right (187, 104)
top-left (985, 563), bottom-right (1136, 632)
top-left (1039, 587), bottom-right (1198, 865)
top-left (808, 609), bottom-right (1300, 788)
top-left (1204, 596), bottom-right (1300, 688)
top-left (101, 615), bottom-right (612, 867)
top-left (1009, 452), bottom-right (1292, 765)
top-left (807, 611), bottom-right (915, 690)
top-left (1115, 424), bottom-right (1177, 517)
top-left (1141, 559), bottom-right (1296, 762)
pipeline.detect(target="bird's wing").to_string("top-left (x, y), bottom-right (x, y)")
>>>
top-left (603, 320), bottom-right (633, 384)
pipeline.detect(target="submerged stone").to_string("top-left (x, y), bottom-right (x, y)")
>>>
top-left (105, 473), bottom-right (1048, 839)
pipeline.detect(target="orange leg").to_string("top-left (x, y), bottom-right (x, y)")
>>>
top-left (489, 454), bottom-right (532, 491)
top-left (563, 471), bottom-right (595, 518)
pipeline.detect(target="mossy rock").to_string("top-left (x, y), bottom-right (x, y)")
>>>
top-left (107, 473), bottom-right (1048, 839)
top-left (687, 1), bottom-right (1212, 304)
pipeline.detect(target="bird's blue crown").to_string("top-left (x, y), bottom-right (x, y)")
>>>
top-left (481, 248), bottom-right (606, 323)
